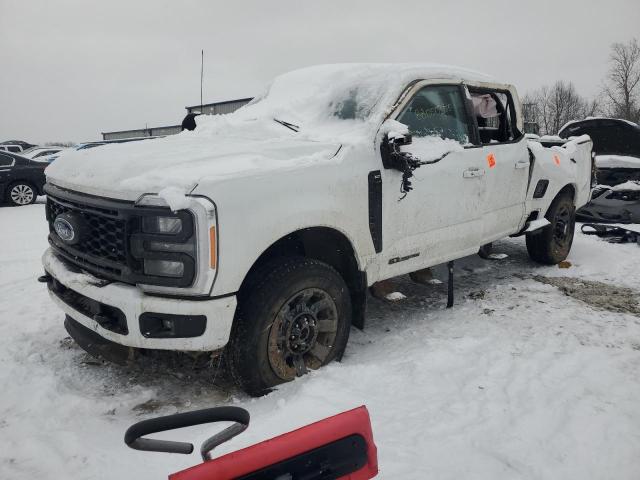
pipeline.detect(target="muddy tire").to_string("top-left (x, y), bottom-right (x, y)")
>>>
top-left (227, 256), bottom-right (351, 397)
top-left (6, 181), bottom-right (37, 206)
top-left (526, 193), bottom-right (575, 265)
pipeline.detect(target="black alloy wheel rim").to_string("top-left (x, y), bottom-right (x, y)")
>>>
top-left (553, 204), bottom-right (573, 249)
top-left (268, 288), bottom-right (339, 381)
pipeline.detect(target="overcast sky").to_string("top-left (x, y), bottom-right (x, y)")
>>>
top-left (1, 0), bottom-right (638, 144)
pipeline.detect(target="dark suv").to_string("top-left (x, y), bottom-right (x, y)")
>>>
top-left (0, 152), bottom-right (47, 206)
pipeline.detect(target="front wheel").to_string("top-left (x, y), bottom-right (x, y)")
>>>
top-left (227, 257), bottom-right (352, 396)
top-left (6, 182), bottom-right (37, 206)
top-left (526, 193), bottom-right (575, 265)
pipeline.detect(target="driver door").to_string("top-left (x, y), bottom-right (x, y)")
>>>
top-left (377, 82), bottom-right (487, 279)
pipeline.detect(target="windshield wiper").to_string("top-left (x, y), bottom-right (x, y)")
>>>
top-left (273, 118), bottom-right (300, 133)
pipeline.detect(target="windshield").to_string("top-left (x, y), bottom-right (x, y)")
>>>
top-left (230, 65), bottom-right (396, 128)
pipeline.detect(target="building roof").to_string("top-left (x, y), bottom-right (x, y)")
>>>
top-left (185, 97), bottom-right (253, 111)
top-left (100, 125), bottom-right (181, 135)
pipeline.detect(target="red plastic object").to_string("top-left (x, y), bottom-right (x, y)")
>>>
top-left (170, 405), bottom-right (378, 480)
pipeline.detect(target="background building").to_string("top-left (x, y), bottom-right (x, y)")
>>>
top-left (185, 97), bottom-right (253, 116)
top-left (102, 97), bottom-right (253, 141)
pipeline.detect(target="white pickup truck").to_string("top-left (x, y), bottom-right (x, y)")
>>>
top-left (41, 64), bottom-right (593, 396)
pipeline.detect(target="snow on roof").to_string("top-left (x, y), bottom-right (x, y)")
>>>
top-left (47, 63), bottom-right (502, 199)
top-left (193, 63), bottom-right (497, 140)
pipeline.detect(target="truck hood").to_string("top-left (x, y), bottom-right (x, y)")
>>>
top-left (45, 132), bottom-right (341, 202)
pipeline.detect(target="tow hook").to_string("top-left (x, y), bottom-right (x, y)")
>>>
top-left (38, 273), bottom-right (52, 284)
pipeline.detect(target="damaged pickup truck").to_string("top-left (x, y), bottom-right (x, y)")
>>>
top-left (558, 117), bottom-right (640, 223)
top-left (41, 64), bottom-right (593, 395)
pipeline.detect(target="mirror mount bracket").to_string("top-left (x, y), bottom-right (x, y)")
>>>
top-left (380, 133), bottom-right (423, 197)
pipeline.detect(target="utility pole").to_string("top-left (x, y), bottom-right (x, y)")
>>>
top-left (200, 50), bottom-right (204, 113)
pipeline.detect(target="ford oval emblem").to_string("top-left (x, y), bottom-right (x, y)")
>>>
top-left (54, 216), bottom-right (76, 243)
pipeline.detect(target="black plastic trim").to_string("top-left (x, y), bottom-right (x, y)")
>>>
top-left (237, 434), bottom-right (369, 480)
top-left (139, 312), bottom-right (207, 338)
top-left (367, 170), bottom-right (383, 253)
top-left (45, 184), bottom-right (197, 288)
top-left (49, 277), bottom-right (128, 334)
top-left (533, 179), bottom-right (549, 199)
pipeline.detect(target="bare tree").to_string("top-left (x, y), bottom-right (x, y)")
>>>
top-left (525, 81), bottom-right (600, 135)
top-left (603, 38), bottom-right (640, 122)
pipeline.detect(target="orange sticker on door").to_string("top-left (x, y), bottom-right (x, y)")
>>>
top-left (487, 153), bottom-right (496, 168)
top-left (553, 154), bottom-right (561, 166)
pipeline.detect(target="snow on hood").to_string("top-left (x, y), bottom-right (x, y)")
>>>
top-left (46, 132), bottom-right (340, 200)
top-left (47, 63), bottom-right (494, 200)
top-left (596, 154), bottom-right (640, 169)
top-left (610, 180), bottom-right (640, 191)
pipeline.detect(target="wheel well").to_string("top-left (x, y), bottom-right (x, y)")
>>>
top-left (543, 184), bottom-right (576, 218)
top-left (557, 184), bottom-right (576, 202)
top-left (240, 227), bottom-right (367, 329)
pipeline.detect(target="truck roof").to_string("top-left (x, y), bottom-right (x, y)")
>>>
top-left (194, 63), bottom-right (507, 139)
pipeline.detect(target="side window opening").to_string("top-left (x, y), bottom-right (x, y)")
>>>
top-left (396, 84), bottom-right (471, 144)
top-left (0, 154), bottom-right (15, 167)
top-left (470, 90), bottom-right (517, 144)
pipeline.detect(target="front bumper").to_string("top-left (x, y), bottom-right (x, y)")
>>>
top-left (43, 248), bottom-right (236, 351)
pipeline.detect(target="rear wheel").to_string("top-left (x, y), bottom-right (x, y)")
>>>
top-left (478, 243), bottom-right (493, 259)
top-left (227, 257), bottom-right (352, 396)
top-left (526, 193), bottom-right (575, 264)
top-left (6, 181), bottom-right (37, 206)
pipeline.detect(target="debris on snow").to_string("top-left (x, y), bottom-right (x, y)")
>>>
top-left (385, 291), bottom-right (407, 301)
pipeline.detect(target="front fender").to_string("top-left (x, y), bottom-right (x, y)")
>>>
top-left (196, 159), bottom-right (373, 297)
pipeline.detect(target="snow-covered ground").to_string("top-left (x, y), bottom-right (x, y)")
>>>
top-left (1, 202), bottom-right (639, 479)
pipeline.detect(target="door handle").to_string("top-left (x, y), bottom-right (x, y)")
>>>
top-left (515, 160), bottom-right (529, 169)
top-left (463, 168), bottom-right (485, 178)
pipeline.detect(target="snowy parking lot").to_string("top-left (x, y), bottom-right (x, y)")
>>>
top-left (1, 201), bottom-right (639, 479)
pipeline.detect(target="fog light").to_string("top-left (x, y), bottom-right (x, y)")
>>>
top-left (143, 216), bottom-right (183, 234)
top-left (140, 313), bottom-right (207, 338)
top-left (144, 259), bottom-right (185, 277)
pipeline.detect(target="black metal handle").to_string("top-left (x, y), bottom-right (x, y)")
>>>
top-left (124, 406), bottom-right (250, 457)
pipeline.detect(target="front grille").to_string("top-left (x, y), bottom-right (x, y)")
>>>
top-left (45, 184), bottom-right (197, 288)
top-left (47, 196), bottom-right (128, 264)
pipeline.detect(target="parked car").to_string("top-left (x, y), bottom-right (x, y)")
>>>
top-left (0, 151), bottom-right (47, 206)
top-left (45, 137), bottom-right (161, 162)
top-left (558, 117), bottom-right (640, 223)
top-left (0, 140), bottom-right (35, 152)
top-left (20, 146), bottom-right (67, 161)
top-left (41, 64), bottom-right (593, 396)
top-left (0, 144), bottom-right (24, 153)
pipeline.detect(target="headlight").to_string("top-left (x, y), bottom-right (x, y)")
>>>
top-left (142, 216), bottom-right (183, 234)
top-left (134, 194), bottom-right (218, 296)
top-left (144, 259), bottom-right (185, 277)
top-left (129, 206), bottom-right (197, 287)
